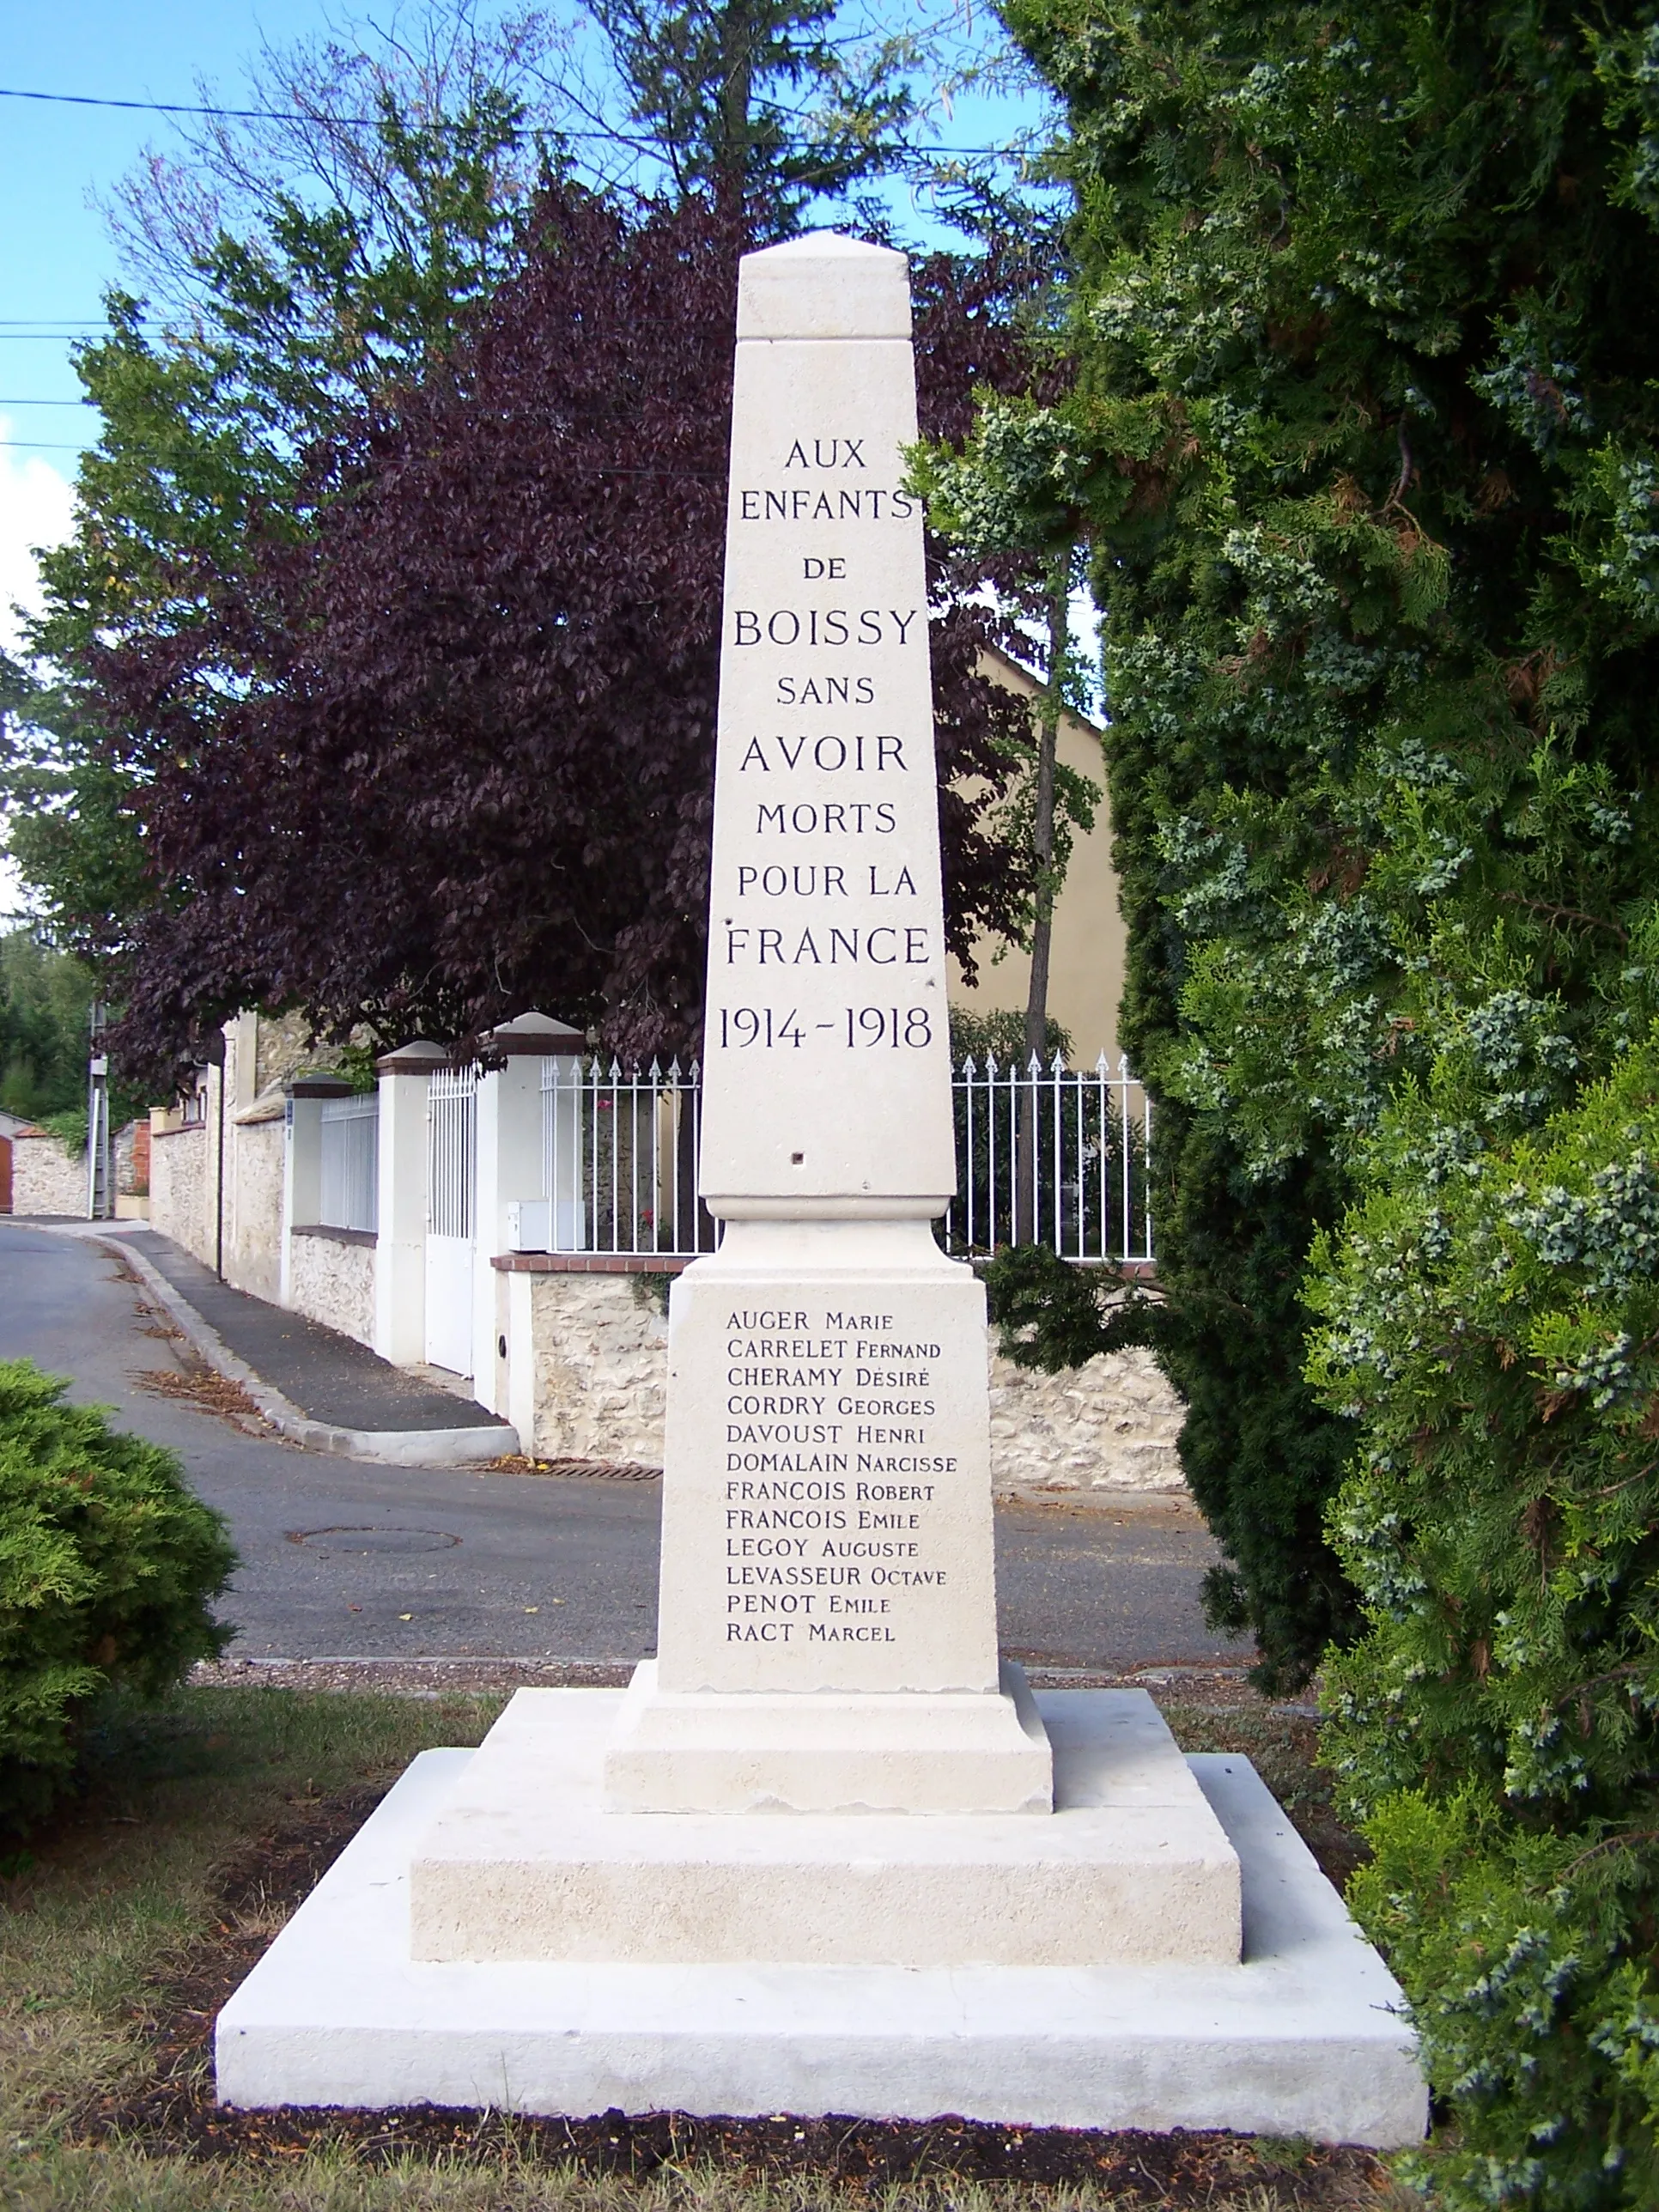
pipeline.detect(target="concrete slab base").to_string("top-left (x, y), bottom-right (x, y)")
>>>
top-left (216, 1710), bottom-right (1425, 2146)
top-left (412, 1686), bottom-right (1237, 1966)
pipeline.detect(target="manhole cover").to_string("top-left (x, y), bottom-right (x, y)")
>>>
top-left (287, 1526), bottom-right (462, 1555)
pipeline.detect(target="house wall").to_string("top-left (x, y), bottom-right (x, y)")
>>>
top-left (9, 1130), bottom-right (87, 1216)
top-left (514, 1267), bottom-right (1184, 1494)
top-left (948, 651), bottom-right (1127, 1068)
top-left (287, 1228), bottom-right (376, 1348)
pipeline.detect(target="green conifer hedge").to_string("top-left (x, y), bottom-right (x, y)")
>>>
top-left (1312, 1014), bottom-right (1659, 2206)
top-left (977, 0), bottom-right (1659, 2188)
top-left (0, 1360), bottom-right (235, 1827)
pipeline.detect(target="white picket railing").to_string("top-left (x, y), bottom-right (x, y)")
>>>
top-left (532, 1053), bottom-right (1152, 1265)
top-left (319, 1091), bottom-right (379, 1234)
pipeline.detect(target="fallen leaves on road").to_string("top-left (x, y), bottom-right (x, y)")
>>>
top-left (131, 1365), bottom-right (270, 1435)
top-left (486, 1454), bottom-right (662, 1481)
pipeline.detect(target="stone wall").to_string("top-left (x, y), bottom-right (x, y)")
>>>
top-left (10, 1129), bottom-right (87, 1216)
top-left (527, 1272), bottom-right (670, 1462)
top-left (520, 1269), bottom-right (1187, 1494)
top-left (226, 1109), bottom-right (285, 1305)
top-left (287, 1228), bottom-right (376, 1349)
top-left (150, 1123), bottom-right (212, 1266)
top-left (989, 1343), bottom-right (1182, 1495)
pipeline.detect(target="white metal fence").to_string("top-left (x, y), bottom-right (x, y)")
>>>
top-left (531, 1053), bottom-right (1152, 1265)
top-left (540, 1056), bottom-right (713, 1257)
top-left (428, 1066), bottom-right (477, 1241)
top-left (945, 1052), bottom-right (1152, 1263)
top-left (319, 1092), bottom-right (379, 1234)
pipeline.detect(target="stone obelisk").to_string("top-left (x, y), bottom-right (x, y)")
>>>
top-left (604, 233), bottom-right (1053, 1813)
top-left (218, 230), bottom-right (1422, 2154)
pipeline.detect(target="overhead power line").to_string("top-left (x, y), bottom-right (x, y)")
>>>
top-left (0, 81), bottom-right (1030, 158)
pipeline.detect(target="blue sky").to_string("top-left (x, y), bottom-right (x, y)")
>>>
top-left (0, 1), bottom-right (1051, 656)
top-left (1, 0), bottom-right (350, 639)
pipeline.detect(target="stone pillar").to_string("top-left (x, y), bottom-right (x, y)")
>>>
top-left (472, 1014), bottom-right (582, 1416)
top-left (603, 236), bottom-right (1052, 1816)
top-left (373, 1041), bottom-right (447, 1365)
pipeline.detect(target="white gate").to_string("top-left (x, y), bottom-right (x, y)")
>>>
top-left (425, 1066), bottom-right (477, 1374)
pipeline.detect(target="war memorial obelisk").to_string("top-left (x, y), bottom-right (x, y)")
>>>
top-left (215, 237), bottom-right (1426, 2148)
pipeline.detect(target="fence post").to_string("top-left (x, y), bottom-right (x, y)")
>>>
top-left (372, 1042), bottom-right (447, 1364)
top-left (475, 1014), bottom-right (581, 1415)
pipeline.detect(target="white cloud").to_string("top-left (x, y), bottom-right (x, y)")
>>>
top-left (0, 421), bottom-right (76, 656)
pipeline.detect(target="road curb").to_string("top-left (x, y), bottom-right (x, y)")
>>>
top-left (76, 1227), bottom-right (519, 1467)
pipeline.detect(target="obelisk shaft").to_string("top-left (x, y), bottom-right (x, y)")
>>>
top-left (605, 236), bottom-right (1051, 1809)
top-left (697, 235), bottom-right (956, 1219)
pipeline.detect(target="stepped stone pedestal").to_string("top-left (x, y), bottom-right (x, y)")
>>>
top-left (215, 232), bottom-right (1425, 2151)
top-left (410, 1686), bottom-right (1238, 1968)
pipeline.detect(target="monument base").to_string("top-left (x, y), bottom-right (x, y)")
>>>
top-left (410, 1687), bottom-right (1236, 1966)
top-left (603, 1657), bottom-right (1054, 1814)
top-left (215, 1696), bottom-right (1426, 2147)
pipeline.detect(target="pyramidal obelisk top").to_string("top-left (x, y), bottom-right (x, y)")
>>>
top-left (696, 233), bottom-right (957, 1222)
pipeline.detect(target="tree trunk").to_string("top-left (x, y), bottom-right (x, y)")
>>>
top-left (1014, 559), bottom-right (1070, 1244)
top-left (716, 0), bottom-right (756, 219)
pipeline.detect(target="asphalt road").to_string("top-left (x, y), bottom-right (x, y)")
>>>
top-left (0, 1220), bottom-right (1252, 1672)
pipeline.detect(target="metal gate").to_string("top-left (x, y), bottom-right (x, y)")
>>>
top-left (425, 1066), bottom-right (476, 1374)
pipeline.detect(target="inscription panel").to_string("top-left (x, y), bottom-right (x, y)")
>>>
top-left (697, 331), bottom-right (956, 1212)
top-left (654, 1274), bottom-right (1000, 1695)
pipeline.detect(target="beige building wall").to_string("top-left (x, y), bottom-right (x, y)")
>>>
top-left (288, 1229), bottom-right (376, 1347)
top-left (948, 649), bottom-right (1127, 1069)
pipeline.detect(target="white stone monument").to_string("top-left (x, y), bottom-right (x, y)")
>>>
top-left (215, 237), bottom-right (1426, 2148)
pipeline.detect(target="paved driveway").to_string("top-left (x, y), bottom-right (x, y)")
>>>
top-left (0, 1221), bottom-right (1251, 1672)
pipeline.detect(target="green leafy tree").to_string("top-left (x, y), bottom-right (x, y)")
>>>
top-left (0, 927), bottom-right (96, 1124)
top-left (1310, 1002), bottom-right (1659, 2208)
top-left (1, 655), bottom-right (150, 969)
top-left (579, 0), bottom-right (919, 232)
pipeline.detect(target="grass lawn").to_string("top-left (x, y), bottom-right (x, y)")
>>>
top-left (0, 1684), bottom-right (1410, 2212)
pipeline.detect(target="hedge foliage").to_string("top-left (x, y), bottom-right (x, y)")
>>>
top-left (1313, 1021), bottom-right (1659, 2207)
top-left (0, 1359), bottom-right (235, 1826)
top-left (965, 0), bottom-right (1659, 2190)
top-left (981, 0), bottom-right (1659, 1705)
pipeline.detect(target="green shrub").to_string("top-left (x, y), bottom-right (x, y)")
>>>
top-left (1309, 1034), bottom-right (1659, 2208)
top-left (0, 1359), bottom-right (236, 1828)
top-left (36, 1105), bottom-right (87, 1157)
